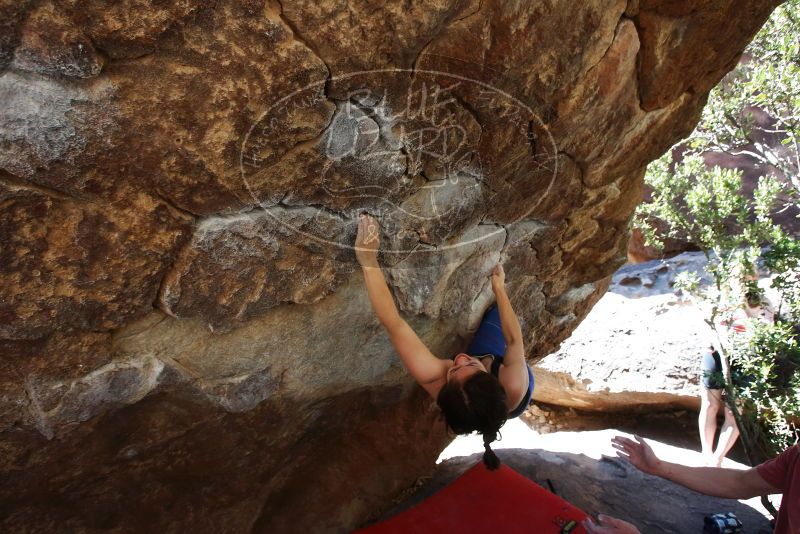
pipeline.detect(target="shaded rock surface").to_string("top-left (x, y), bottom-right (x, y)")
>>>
top-left (0, 0), bottom-right (781, 531)
top-left (533, 252), bottom-right (715, 412)
top-left (0, 179), bottom-right (191, 339)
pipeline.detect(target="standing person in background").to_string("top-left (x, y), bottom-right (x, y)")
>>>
top-left (699, 343), bottom-right (741, 466)
top-left (698, 273), bottom-right (775, 467)
top-left (354, 214), bottom-right (534, 470)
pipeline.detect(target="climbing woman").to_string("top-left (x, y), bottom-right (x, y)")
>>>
top-left (355, 214), bottom-right (534, 469)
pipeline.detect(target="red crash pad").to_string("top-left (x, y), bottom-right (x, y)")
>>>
top-left (355, 462), bottom-right (588, 534)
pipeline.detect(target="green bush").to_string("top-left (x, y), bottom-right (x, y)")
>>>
top-left (638, 153), bottom-right (799, 460)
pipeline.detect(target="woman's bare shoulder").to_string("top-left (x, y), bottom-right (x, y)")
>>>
top-left (498, 363), bottom-right (528, 409)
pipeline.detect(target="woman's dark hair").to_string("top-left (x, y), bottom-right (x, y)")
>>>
top-left (436, 372), bottom-right (508, 470)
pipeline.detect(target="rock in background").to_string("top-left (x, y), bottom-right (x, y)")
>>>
top-left (0, 0), bottom-right (781, 531)
top-left (533, 249), bottom-right (785, 413)
top-left (533, 252), bottom-right (714, 412)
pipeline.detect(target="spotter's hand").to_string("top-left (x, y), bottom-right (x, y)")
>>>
top-left (583, 514), bottom-right (641, 534)
top-left (611, 435), bottom-right (662, 476)
top-left (355, 214), bottom-right (380, 268)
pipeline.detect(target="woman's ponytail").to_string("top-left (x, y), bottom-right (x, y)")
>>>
top-left (482, 432), bottom-right (500, 470)
top-left (437, 372), bottom-right (507, 470)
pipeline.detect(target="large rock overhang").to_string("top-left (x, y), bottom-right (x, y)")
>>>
top-left (0, 0), bottom-right (780, 531)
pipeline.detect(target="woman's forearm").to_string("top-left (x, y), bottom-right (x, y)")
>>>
top-left (362, 266), bottom-right (402, 329)
top-left (493, 284), bottom-right (523, 345)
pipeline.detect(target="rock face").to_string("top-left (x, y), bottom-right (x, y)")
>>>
top-left (0, 1), bottom-right (780, 531)
top-left (533, 252), bottom-right (714, 412)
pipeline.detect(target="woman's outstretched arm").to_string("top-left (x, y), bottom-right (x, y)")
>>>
top-left (491, 265), bottom-right (525, 366)
top-left (491, 264), bottom-right (528, 403)
top-left (356, 215), bottom-right (447, 396)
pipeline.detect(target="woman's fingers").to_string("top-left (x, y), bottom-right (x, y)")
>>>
top-left (492, 264), bottom-right (505, 283)
top-left (359, 215), bottom-right (379, 239)
top-left (357, 214), bottom-right (371, 236)
top-left (355, 214), bottom-right (380, 252)
top-left (355, 215), bottom-right (380, 267)
top-left (356, 218), bottom-right (365, 244)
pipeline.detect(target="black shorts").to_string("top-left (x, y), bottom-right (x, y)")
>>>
top-left (700, 350), bottom-right (724, 390)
